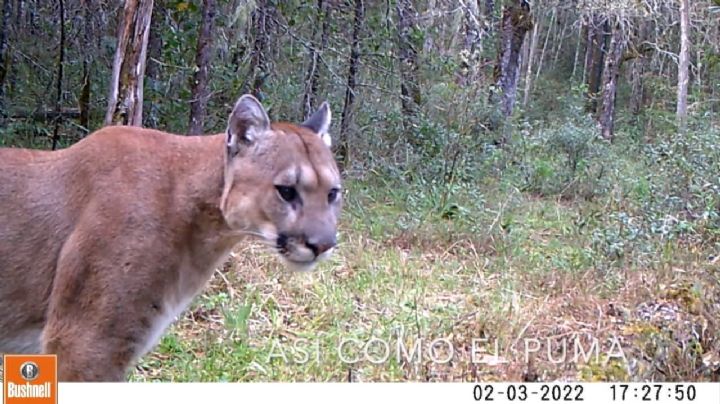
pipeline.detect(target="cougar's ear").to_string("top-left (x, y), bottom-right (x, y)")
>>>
top-left (226, 94), bottom-right (271, 158)
top-left (301, 101), bottom-right (332, 147)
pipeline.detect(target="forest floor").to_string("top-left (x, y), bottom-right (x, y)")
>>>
top-left (131, 178), bottom-right (720, 382)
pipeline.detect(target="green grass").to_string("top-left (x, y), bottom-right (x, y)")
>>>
top-left (1, 119), bottom-right (718, 382)
top-left (130, 173), bottom-right (720, 382)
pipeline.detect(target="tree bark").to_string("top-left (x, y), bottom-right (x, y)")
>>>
top-left (105, 0), bottom-right (154, 127)
top-left (458, 0), bottom-right (482, 86)
top-left (522, 11), bottom-right (539, 106)
top-left (599, 22), bottom-right (626, 141)
top-left (302, 0), bottom-right (331, 120)
top-left (188, 0), bottom-right (216, 135)
top-left (490, 0), bottom-right (532, 123)
top-left (534, 8), bottom-right (554, 82)
top-left (676, 0), bottom-right (690, 130)
top-left (584, 15), bottom-right (609, 113)
top-left (79, 0), bottom-right (93, 132)
top-left (339, 0), bottom-right (363, 167)
top-left (0, 0), bottom-right (13, 114)
top-left (248, 1), bottom-right (269, 101)
top-left (484, 0), bottom-right (495, 26)
top-left (629, 22), bottom-right (650, 117)
top-left (630, 57), bottom-right (645, 116)
top-left (143, 1), bottom-right (164, 127)
top-left (51, 0), bottom-right (65, 150)
top-left (396, 0), bottom-right (422, 128)
top-left (145, 2), bottom-right (163, 82)
top-left (571, 24), bottom-right (583, 80)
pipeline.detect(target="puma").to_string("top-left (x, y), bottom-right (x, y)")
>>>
top-left (0, 95), bottom-right (342, 381)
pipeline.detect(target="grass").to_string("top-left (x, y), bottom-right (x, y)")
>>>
top-left (129, 174), bottom-right (720, 382)
top-left (1, 122), bottom-right (718, 383)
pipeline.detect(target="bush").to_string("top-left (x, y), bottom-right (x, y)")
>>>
top-left (514, 114), bottom-right (613, 200)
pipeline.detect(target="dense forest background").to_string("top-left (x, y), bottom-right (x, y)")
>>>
top-left (0, 0), bottom-right (719, 382)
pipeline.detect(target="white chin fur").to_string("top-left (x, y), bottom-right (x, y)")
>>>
top-left (282, 258), bottom-right (317, 273)
top-left (280, 248), bottom-right (334, 273)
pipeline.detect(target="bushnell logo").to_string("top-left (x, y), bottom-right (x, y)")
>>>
top-left (2, 354), bottom-right (57, 404)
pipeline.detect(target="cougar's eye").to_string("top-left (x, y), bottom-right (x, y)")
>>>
top-left (328, 188), bottom-right (340, 204)
top-left (275, 186), bottom-right (297, 202)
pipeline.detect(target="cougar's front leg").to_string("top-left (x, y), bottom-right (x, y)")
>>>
top-left (41, 220), bottom-right (178, 381)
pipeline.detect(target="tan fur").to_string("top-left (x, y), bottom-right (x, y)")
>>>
top-left (0, 96), bottom-right (341, 381)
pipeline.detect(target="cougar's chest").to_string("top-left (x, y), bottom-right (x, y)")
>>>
top-left (137, 245), bottom-right (234, 359)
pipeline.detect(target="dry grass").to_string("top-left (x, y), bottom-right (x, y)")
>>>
top-left (1, 181), bottom-right (716, 383)
top-left (130, 188), bottom-right (720, 382)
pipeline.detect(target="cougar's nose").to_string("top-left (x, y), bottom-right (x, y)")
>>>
top-left (305, 234), bottom-right (337, 257)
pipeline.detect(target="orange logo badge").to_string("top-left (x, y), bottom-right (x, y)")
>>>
top-left (3, 355), bottom-right (57, 404)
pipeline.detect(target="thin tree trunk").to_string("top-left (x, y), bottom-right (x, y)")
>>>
top-left (105, 0), bottom-right (154, 126)
top-left (534, 8), bottom-right (554, 81)
top-left (629, 22), bottom-right (650, 117)
top-left (302, 0), bottom-right (330, 119)
top-left (339, 0), bottom-right (363, 167)
top-left (14, 0), bottom-right (21, 21)
top-left (396, 0), bottom-right (422, 128)
top-left (481, 0), bottom-right (496, 81)
top-left (630, 57), bottom-right (646, 116)
top-left (79, 61), bottom-right (90, 130)
top-left (522, 13), bottom-right (539, 106)
top-left (248, 1), bottom-right (269, 101)
top-left (489, 0), bottom-right (532, 125)
top-left (143, 1), bottom-right (164, 127)
top-left (551, 14), bottom-right (568, 69)
top-left (0, 0), bottom-right (13, 115)
top-left (676, 0), bottom-right (690, 130)
top-left (79, 0), bottom-right (93, 132)
top-left (458, 0), bottom-right (482, 86)
top-left (188, 0), bottom-right (216, 135)
top-left (584, 15), bottom-right (609, 113)
top-left (484, 0), bottom-right (495, 26)
top-left (599, 22), bottom-right (626, 141)
top-left (51, 0), bottom-right (65, 150)
top-left (571, 24), bottom-right (583, 80)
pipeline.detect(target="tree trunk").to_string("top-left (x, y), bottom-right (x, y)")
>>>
top-left (0, 0), bottom-right (13, 115)
top-left (105, 0), bottom-right (154, 127)
top-left (534, 8), bottom-right (554, 82)
top-left (571, 24), bottom-right (583, 80)
top-left (584, 15), bottom-right (609, 113)
top-left (51, 0), bottom-right (65, 150)
top-left (15, 0), bottom-right (22, 22)
top-left (396, 0), bottom-right (422, 128)
top-left (248, 1), bottom-right (269, 101)
top-left (143, 1), bottom-right (164, 127)
top-left (676, 0), bottom-right (690, 130)
top-left (630, 57), bottom-right (646, 116)
top-left (629, 21), bottom-right (650, 117)
top-left (458, 0), bottom-right (482, 86)
top-left (145, 3), bottom-right (163, 82)
top-left (302, 0), bottom-right (331, 120)
top-left (522, 13), bottom-right (539, 106)
top-left (490, 0), bottom-right (532, 123)
top-left (339, 0), bottom-right (363, 167)
top-left (79, 61), bottom-right (90, 130)
top-left (79, 0), bottom-right (93, 132)
top-left (484, 0), bottom-right (495, 26)
top-left (188, 0), bottom-right (216, 135)
top-left (599, 22), bottom-right (626, 141)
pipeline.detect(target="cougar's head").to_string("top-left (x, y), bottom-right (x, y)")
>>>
top-left (220, 95), bottom-right (342, 272)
